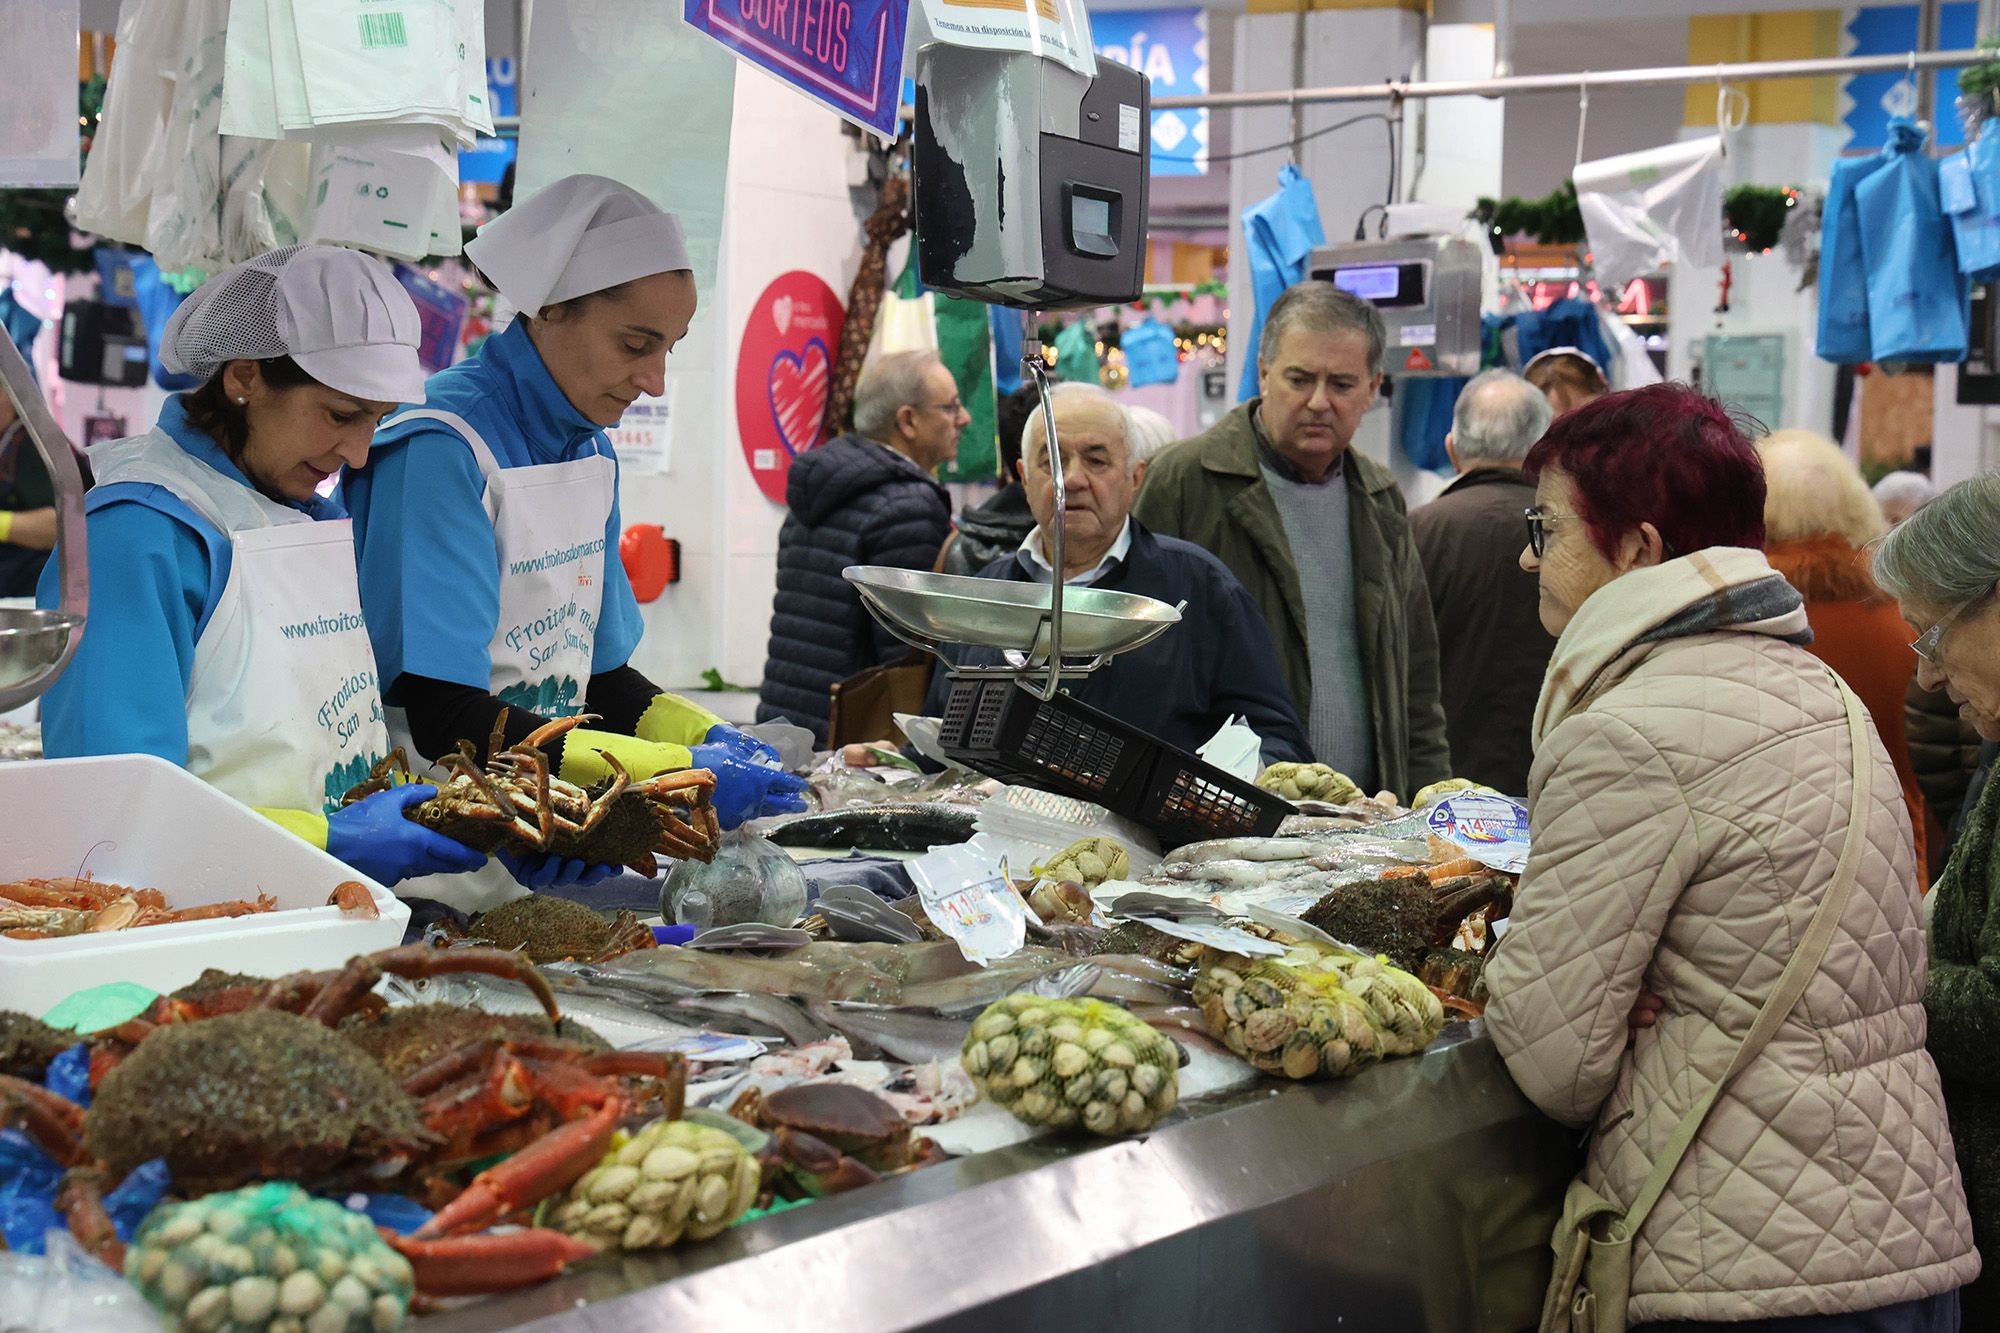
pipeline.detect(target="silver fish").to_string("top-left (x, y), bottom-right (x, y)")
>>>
top-left (1156, 858), bottom-right (1334, 888)
top-left (1162, 837), bottom-right (1332, 866)
top-left (805, 1001), bottom-right (971, 1064)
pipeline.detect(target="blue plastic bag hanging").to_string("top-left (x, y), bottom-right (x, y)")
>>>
top-left (1817, 147), bottom-right (1896, 363)
top-left (1238, 164), bottom-right (1326, 402)
top-left (990, 306), bottom-right (1025, 395)
top-left (1122, 318), bottom-right (1179, 387)
top-left (1855, 118), bottom-right (1969, 364)
top-left (1942, 126), bottom-right (2000, 284)
top-left (1053, 319), bottom-right (1099, 385)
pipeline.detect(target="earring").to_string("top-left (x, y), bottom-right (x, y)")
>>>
top-left (235, 397), bottom-right (248, 405)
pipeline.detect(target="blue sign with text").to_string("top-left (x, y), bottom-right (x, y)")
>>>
top-left (684, 0), bottom-right (909, 137)
top-left (1091, 8), bottom-right (1209, 177)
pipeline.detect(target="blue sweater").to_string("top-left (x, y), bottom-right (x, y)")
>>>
top-left (922, 520), bottom-right (1312, 765)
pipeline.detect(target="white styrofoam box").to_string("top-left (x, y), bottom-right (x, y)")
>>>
top-left (0, 754), bottom-right (406, 1016)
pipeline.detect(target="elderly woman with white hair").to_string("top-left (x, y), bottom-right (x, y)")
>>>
top-left (1758, 429), bottom-right (1932, 871)
top-left (1875, 469), bottom-right (1938, 526)
top-left (1873, 472), bottom-right (2000, 1329)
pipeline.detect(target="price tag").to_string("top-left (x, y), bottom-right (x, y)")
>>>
top-left (914, 852), bottom-right (1030, 966)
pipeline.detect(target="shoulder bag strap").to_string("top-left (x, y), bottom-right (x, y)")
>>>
top-left (1619, 672), bottom-right (1873, 1235)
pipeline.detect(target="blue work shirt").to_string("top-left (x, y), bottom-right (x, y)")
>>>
top-left (342, 319), bottom-right (644, 701)
top-left (36, 395), bottom-right (342, 764)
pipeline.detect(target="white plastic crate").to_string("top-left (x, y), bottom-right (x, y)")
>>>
top-left (0, 754), bottom-right (406, 1016)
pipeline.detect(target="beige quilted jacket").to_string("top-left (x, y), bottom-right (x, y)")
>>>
top-left (1484, 549), bottom-right (1978, 1323)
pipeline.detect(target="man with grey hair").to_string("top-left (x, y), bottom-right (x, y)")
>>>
top-left (1135, 280), bottom-right (1450, 797)
top-left (756, 350), bottom-right (966, 743)
top-left (907, 380), bottom-right (1310, 764)
top-left (1408, 369), bottom-right (1554, 794)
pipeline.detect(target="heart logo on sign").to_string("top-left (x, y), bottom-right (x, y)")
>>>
top-left (773, 295), bottom-right (795, 335)
top-left (768, 340), bottom-right (831, 457)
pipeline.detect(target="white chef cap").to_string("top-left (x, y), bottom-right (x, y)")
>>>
top-left (161, 245), bottom-right (427, 404)
top-left (465, 174), bottom-right (691, 315)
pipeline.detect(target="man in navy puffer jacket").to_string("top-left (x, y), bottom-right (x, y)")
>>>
top-left (756, 351), bottom-right (963, 743)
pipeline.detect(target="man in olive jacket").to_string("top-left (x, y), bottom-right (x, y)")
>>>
top-left (1134, 282), bottom-right (1450, 799)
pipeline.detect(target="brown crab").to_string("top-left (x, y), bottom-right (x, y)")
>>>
top-left (347, 712), bottom-right (722, 872)
top-left (466, 894), bottom-right (657, 965)
top-left (1300, 870), bottom-right (1513, 995)
top-left (729, 1083), bottom-right (945, 1200)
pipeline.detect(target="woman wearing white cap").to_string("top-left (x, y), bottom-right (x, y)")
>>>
top-left (344, 174), bottom-right (805, 909)
top-left (36, 245), bottom-right (485, 887)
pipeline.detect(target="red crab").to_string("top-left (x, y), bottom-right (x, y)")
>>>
top-left (0, 945), bottom-right (684, 1296)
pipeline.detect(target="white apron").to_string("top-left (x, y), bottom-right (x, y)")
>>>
top-left (380, 408), bottom-right (617, 911)
top-left (90, 428), bottom-right (390, 814)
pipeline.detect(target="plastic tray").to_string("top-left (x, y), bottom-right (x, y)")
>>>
top-left (0, 754), bottom-right (406, 1016)
top-left (937, 678), bottom-right (1292, 849)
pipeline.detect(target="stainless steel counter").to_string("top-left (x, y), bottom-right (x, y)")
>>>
top-left (428, 1027), bottom-right (1577, 1332)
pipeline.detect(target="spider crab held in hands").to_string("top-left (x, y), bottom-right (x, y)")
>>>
top-left (0, 945), bottom-right (685, 1297)
top-left (345, 712), bottom-right (722, 872)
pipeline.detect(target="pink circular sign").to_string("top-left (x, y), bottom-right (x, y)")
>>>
top-left (736, 270), bottom-right (845, 503)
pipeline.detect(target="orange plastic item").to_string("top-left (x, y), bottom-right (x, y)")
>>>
top-left (621, 525), bottom-right (678, 602)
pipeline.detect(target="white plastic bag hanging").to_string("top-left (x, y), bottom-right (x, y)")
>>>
top-left (1195, 715), bottom-right (1263, 783)
top-left (285, 0), bottom-right (492, 135)
top-left (0, 0), bottom-right (81, 186)
top-left (304, 125), bottom-right (462, 260)
top-left (73, 0), bottom-right (180, 242)
top-left (1572, 136), bottom-right (1726, 286)
top-left (866, 290), bottom-right (940, 360)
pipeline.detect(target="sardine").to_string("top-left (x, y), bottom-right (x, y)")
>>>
top-left (765, 803), bottom-right (979, 851)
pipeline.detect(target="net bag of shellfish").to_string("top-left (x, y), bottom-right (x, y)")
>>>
top-left (1193, 942), bottom-right (1445, 1079)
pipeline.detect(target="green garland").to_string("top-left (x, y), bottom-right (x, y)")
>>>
top-left (0, 77), bottom-right (105, 275)
top-left (1724, 185), bottom-right (1801, 254)
top-left (1475, 181), bottom-right (1585, 247)
top-left (1957, 34), bottom-right (2000, 103)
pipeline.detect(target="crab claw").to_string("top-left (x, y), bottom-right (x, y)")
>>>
top-left (521, 713), bottom-right (601, 750)
top-left (415, 1097), bottom-right (624, 1238)
top-left (771, 1127), bottom-right (882, 1198)
top-left (383, 1226), bottom-right (600, 1296)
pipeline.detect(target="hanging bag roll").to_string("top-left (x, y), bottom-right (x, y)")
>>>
top-left (1941, 122), bottom-right (2000, 284)
top-left (1854, 117), bottom-right (1969, 364)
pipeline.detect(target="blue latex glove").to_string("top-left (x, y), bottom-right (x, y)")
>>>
top-left (690, 744), bottom-right (811, 828)
top-left (496, 850), bottom-right (625, 891)
top-left (703, 722), bottom-right (782, 766)
top-left (326, 784), bottom-right (487, 885)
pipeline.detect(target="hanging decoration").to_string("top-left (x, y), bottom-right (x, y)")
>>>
top-left (1723, 185), bottom-right (1803, 254)
top-left (0, 77), bottom-right (106, 275)
top-left (1956, 35), bottom-right (2000, 137)
top-left (1474, 182), bottom-right (1585, 249)
top-left (823, 166), bottom-right (911, 438)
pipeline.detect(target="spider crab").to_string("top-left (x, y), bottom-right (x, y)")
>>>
top-left (1300, 868), bottom-right (1514, 1014)
top-left (0, 945), bottom-right (685, 1297)
top-left (345, 712), bottom-right (722, 873)
top-left (729, 1083), bottom-right (946, 1202)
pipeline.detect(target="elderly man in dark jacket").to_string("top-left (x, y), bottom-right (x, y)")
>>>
top-left (1409, 369), bottom-right (1553, 797)
top-left (1134, 282), bottom-right (1449, 800)
top-left (757, 351), bottom-right (965, 743)
top-left (921, 384), bottom-right (1311, 764)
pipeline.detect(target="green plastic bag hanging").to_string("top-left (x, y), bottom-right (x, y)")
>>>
top-left (936, 294), bottom-right (998, 482)
top-left (1054, 319), bottom-right (1099, 386)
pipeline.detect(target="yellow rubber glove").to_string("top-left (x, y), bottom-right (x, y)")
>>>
top-left (257, 807), bottom-right (330, 848)
top-left (558, 728), bottom-right (694, 786)
top-left (635, 693), bottom-right (727, 747)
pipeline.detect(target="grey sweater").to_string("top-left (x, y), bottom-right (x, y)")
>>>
top-left (1260, 456), bottom-right (1374, 786)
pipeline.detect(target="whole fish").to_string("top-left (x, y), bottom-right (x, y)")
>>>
top-left (1161, 836), bottom-right (1332, 867)
top-left (765, 803), bottom-right (979, 851)
top-left (805, 1001), bottom-right (971, 1065)
top-left (1156, 858), bottom-right (1334, 888)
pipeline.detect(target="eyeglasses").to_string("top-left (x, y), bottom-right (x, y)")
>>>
top-left (1524, 506), bottom-right (1567, 559)
top-left (916, 399), bottom-right (964, 416)
top-left (1912, 586), bottom-right (1995, 664)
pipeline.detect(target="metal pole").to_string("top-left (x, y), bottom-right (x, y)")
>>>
top-left (1155, 46), bottom-right (1984, 111)
top-left (1918, 0), bottom-right (1942, 131)
top-left (1288, 9), bottom-right (1307, 157)
top-left (1492, 0), bottom-right (1514, 81)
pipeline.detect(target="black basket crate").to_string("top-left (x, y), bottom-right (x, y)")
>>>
top-left (937, 677), bottom-right (1291, 848)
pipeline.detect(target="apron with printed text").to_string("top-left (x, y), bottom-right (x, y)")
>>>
top-left (90, 428), bottom-right (389, 813)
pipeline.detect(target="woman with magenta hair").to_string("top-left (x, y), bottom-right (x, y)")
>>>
top-left (1482, 384), bottom-right (1975, 1331)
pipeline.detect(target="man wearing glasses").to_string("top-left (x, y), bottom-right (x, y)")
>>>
top-left (757, 351), bottom-right (967, 744)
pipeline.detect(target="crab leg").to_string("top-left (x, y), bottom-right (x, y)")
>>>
top-left (415, 1097), bottom-right (625, 1239)
top-left (0, 1074), bottom-right (87, 1166)
top-left (520, 713), bottom-right (599, 750)
top-left (58, 1170), bottom-right (126, 1270)
top-left (437, 751), bottom-right (542, 846)
top-left (383, 1226), bottom-right (599, 1297)
top-left (571, 754), bottom-right (631, 839)
top-left (300, 945), bottom-right (561, 1027)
